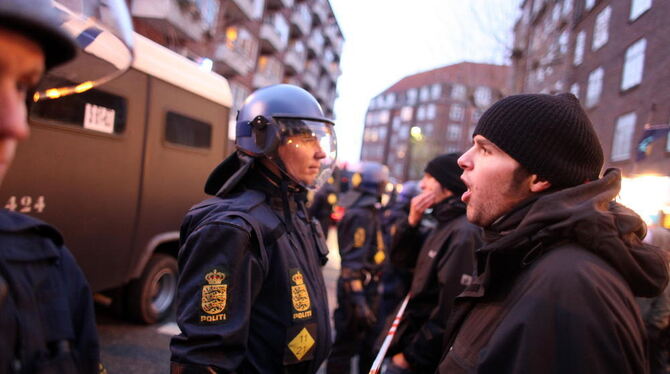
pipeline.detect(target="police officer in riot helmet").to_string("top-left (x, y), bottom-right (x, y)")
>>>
top-left (0, 0), bottom-right (133, 373)
top-left (378, 180), bottom-right (422, 325)
top-left (170, 84), bottom-right (337, 373)
top-left (327, 161), bottom-right (390, 374)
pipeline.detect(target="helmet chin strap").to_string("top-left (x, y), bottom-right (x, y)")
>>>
top-left (264, 153), bottom-right (307, 191)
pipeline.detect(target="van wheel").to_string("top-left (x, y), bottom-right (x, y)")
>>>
top-left (127, 254), bottom-right (178, 324)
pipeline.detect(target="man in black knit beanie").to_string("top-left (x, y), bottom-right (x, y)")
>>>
top-left (437, 93), bottom-right (669, 374)
top-left (381, 154), bottom-right (481, 373)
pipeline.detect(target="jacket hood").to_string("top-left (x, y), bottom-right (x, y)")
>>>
top-left (481, 168), bottom-right (668, 297)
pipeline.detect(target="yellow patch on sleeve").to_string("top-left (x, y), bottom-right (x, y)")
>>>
top-left (200, 268), bottom-right (228, 323)
top-left (288, 327), bottom-right (316, 361)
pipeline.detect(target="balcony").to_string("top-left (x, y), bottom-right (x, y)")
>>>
top-left (214, 42), bottom-right (255, 76)
top-left (131, 0), bottom-right (219, 41)
top-left (302, 71), bottom-right (318, 90)
top-left (307, 32), bottom-right (325, 56)
top-left (311, 0), bottom-right (330, 25)
top-left (259, 16), bottom-right (288, 52)
top-left (283, 42), bottom-right (306, 74)
top-left (266, 0), bottom-right (293, 8)
top-left (321, 48), bottom-right (334, 70)
top-left (330, 34), bottom-right (344, 57)
top-left (284, 76), bottom-right (300, 86)
top-left (316, 75), bottom-right (332, 102)
top-left (228, 0), bottom-right (256, 21)
top-left (290, 3), bottom-right (312, 37)
top-left (327, 63), bottom-right (341, 81)
top-left (252, 56), bottom-right (283, 88)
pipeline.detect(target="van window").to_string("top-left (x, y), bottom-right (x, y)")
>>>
top-left (29, 78), bottom-right (127, 135)
top-left (165, 111), bottom-right (212, 149)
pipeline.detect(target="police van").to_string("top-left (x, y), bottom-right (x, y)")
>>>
top-left (0, 33), bottom-right (233, 324)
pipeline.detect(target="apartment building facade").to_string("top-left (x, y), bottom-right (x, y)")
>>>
top-left (511, 0), bottom-right (670, 177)
top-left (127, 0), bottom-right (343, 136)
top-left (361, 62), bottom-right (510, 181)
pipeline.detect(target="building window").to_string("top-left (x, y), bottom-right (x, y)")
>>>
top-left (400, 106), bottom-right (413, 122)
top-left (563, 0), bottom-right (573, 15)
top-left (447, 124), bottom-right (462, 141)
top-left (225, 26), bottom-right (257, 61)
top-left (420, 86), bottom-right (430, 102)
top-left (570, 82), bottom-right (580, 98)
top-left (552, 3), bottom-right (561, 22)
top-left (611, 112), bottom-right (637, 161)
top-left (406, 88), bottom-right (418, 105)
top-left (474, 86), bottom-right (491, 107)
top-left (592, 6), bottom-right (611, 51)
top-left (585, 0), bottom-right (595, 12)
top-left (559, 30), bottom-right (569, 54)
top-left (392, 116), bottom-right (401, 130)
top-left (472, 109), bottom-right (483, 123)
top-left (621, 38), bottom-right (646, 91)
top-left (431, 84), bottom-right (442, 100)
top-left (574, 31), bottom-right (585, 66)
top-left (379, 110), bottom-right (390, 124)
top-left (449, 104), bottom-right (465, 121)
top-left (366, 112), bottom-right (373, 125)
top-left (30, 79), bottom-right (128, 135)
top-left (451, 84), bottom-right (466, 100)
top-left (165, 111), bottom-right (212, 149)
top-left (630, 0), bottom-right (651, 21)
top-left (426, 104), bottom-right (436, 120)
top-left (417, 106), bottom-right (426, 121)
top-left (586, 67), bottom-right (604, 108)
top-left (386, 93), bottom-right (396, 107)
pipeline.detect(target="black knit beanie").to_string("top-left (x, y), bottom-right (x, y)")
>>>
top-left (474, 93), bottom-right (604, 188)
top-left (424, 153), bottom-right (466, 196)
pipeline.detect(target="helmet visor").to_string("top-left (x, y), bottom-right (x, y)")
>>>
top-left (275, 118), bottom-right (337, 191)
top-left (31, 0), bottom-right (134, 102)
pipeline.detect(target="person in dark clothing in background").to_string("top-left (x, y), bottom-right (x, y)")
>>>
top-left (378, 180), bottom-right (421, 324)
top-left (383, 154), bottom-right (482, 374)
top-left (0, 1), bottom-right (133, 373)
top-left (170, 84), bottom-right (336, 373)
top-left (308, 179), bottom-right (338, 235)
top-left (327, 161), bottom-right (390, 374)
top-left (438, 93), bottom-right (669, 374)
top-left (637, 226), bottom-right (670, 374)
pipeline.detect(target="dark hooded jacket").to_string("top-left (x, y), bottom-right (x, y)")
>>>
top-left (437, 168), bottom-right (669, 374)
top-left (385, 197), bottom-right (482, 373)
top-left (170, 162), bottom-right (332, 374)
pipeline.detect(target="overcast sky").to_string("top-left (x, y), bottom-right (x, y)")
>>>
top-left (328, 0), bottom-right (521, 163)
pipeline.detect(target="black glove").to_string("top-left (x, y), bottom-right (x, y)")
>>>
top-left (351, 291), bottom-right (377, 327)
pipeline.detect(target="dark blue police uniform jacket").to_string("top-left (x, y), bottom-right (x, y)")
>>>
top-left (0, 210), bottom-right (100, 374)
top-left (170, 179), bottom-right (332, 373)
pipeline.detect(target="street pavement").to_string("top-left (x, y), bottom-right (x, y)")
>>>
top-left (97, 227), bottom-right (342, 374)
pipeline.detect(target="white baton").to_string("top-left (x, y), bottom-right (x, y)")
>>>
top-left (368, 293), bottom-right (411, 374)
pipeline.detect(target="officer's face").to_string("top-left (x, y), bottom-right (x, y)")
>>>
top-left (0, 28), bottom-right (45, 185)
top-left (278, 133), bottom-right (326, 186)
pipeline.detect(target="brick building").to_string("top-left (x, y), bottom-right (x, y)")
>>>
top-left (511, 0), bottom-right (670, 177)
top-left (127, 0), bottom-right (343, 136)
top-left (361, 62), bottom-right (509, 181)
